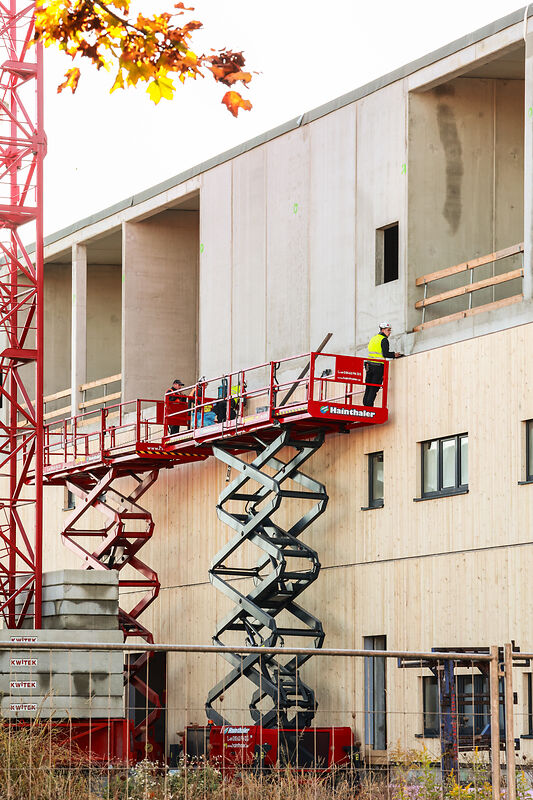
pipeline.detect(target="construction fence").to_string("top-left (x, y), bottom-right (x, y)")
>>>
top-left (0, 640), bottom-right (531, 800)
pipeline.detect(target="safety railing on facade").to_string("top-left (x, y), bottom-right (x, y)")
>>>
top-left (19, 386), bottom-right (71, 425)
top-left (414, 242), bottom-right (524, 331)
top-left (0, 639), bottom-right (527, 800)
top-left (19, 374), bottom-right (123, 430)
top-left (79, 372), bottom-right (122, 413)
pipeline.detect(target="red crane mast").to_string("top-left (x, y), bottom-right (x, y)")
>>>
top-left (0, 0), bottom-right (44, 629)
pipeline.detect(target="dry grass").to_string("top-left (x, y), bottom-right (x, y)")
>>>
top-left (0, 720), bottom-right (97, 799)
top-left (2, 726), bottom-right (532, 800)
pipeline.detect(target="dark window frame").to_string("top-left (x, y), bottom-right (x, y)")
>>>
top-left (367, 451), bottom-right (384, 509)
top-left (526, 421), bottom-right (533, 482)
top-left (422, 673), bottom-right (504, 739)
top-left (523, 673), bottom-right (533, 737)
top-left (420, 433), bottom-right (468, 499)
top-left (63, 488), bottom-right (75, 511)
top-left (364, 635), bottom-right (387, 750)
top-left (422, 675), bottom-right (439, 737)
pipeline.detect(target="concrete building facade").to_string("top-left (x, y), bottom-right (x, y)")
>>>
top-left (38, 6), bottom-right (533, 759)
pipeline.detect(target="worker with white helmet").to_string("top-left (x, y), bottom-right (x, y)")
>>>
top-left (363, 322), bottom-right (402, 407)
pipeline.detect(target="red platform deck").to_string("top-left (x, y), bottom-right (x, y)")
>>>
top-left (43, 352), bottom-right (389, 484)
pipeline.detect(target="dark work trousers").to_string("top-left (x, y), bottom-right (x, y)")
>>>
top-left (363, 362), bottom-right (384, 407)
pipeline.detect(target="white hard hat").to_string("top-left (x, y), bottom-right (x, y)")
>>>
top-left (379, 321), bottom-right (392, 329)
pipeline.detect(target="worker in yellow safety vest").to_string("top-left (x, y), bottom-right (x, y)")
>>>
top-left (363, 322), bottom-right (403, 407)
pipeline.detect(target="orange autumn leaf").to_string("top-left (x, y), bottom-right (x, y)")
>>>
top-left (222, 90), bottom-right (252, 118)
top-left (57, 67), bottom-right (80, 94)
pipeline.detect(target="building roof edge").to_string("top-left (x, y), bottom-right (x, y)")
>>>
top-left (43, 5), bottom-right (529, 253)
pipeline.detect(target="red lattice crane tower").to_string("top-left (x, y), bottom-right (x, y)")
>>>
top-left (0, 0), bottom-right (44, 629)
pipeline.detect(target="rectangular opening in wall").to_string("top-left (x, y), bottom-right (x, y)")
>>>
top-left (368, 451), bottom-right (384, 508)
top-left (364, 635), bottom-right (387, 750)
top-left (526, 420), bottom-right (533, 481)
top-left (375, 223), bottom-right (399, 285)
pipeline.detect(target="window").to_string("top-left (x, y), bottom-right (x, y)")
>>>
top-left (525, 673), bottom-right (533, 736)
top-left (368, 452), bottom-right (384, 508)
top-left (423, 674), bottom-right (504, 738)
top-left (421, 434), bottom-right (468, 498)
top-left (364, 635), bottom-right (387, 750)
top-left (526, 421), bottom-right (533, 482)
top-left (375, 223), bottom-right (399, 285)
top-left (63, 488), bottom-right (75, 511)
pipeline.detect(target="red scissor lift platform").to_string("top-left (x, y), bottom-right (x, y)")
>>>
top-left (41, 351), bottom-right (389, 765)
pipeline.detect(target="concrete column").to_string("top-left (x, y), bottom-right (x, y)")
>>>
top-left (71, 244), bottom-right (87, 415)
top-left (122, 212), bottom-right (199, 402)
top-left (524, 28), bottom-right (533, 300)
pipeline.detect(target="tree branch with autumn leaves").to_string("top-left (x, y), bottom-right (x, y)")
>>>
top-left (35, 0), bottom-right (253, 116)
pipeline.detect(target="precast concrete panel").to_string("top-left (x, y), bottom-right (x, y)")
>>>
top-left (525, 31), bottom-right (533, 301)
top-left (408, 77), bottom-right (524, 329)
top-left (199, 163), bottom-right (232, 377)
top-left (355, 81), bottom-right (407, 350)
top-left (493, 79), bottom-right (524, 301)
top-left (231, 147), bottom-right (267, 370)
top-left (265, 128), bottom-right (310, 362)
top-left (122, 210), bottom-right (198, 401)
top-left (309, 106), bottom-right (357, 355)
top-left (87, 264), bottom-right (121, 383)
top-left (44, 264), bottom-right (72, 395)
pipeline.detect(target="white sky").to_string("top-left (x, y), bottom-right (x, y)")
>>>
top-left (42, 0), bottom-right (527, 236)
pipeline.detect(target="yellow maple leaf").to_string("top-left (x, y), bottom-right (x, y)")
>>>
top-left (147, 75), bottom-right (175, 104)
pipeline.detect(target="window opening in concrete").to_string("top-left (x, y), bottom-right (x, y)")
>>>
top-left (375, 223), bottom-right (399, 285)
top-left (368, 452), bottom-right (384, 508)
top-left (421, 434), bottom-right (468, 498)
top-left (364, 635), bottom-right (387, 750)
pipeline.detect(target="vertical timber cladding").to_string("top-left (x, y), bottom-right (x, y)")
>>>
top-left (0, 4), bottom-right (45, 628)
top-left (92, 321), bottom-right (533, 742)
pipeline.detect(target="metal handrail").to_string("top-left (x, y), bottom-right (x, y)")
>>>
top-left (44, 352), bottom-right (389, 464)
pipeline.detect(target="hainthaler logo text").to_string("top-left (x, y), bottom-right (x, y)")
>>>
top-left (320, 405), bottom-right (375, 418)
top-left (222, 726), bottom-right (250, 735)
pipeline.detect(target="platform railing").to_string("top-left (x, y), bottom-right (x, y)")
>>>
top-left (43, 399), bottom-right (163, 466)
top-left (414, 242), bottom-right (524, 331)
top-left (44, 353), bottom-right (389, 466)
top-left (165, 351), bottom-right (388, 435)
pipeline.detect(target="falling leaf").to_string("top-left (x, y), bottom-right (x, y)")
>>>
top-left (57, 67), bottom-right (80, 94)
top-left (221, 90), bottom-right (252, 117)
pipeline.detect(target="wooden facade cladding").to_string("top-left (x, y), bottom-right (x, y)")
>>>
top-left (35, 320), bottom-right (533, 744)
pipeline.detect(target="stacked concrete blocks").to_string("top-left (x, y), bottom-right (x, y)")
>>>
top-left (2, 570), bottom-right (125, 719)
top-left (16, 569), bottom-right (120, 630)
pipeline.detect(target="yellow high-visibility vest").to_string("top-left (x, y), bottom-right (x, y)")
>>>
top-left (368, 333), bottom-right (386, 363)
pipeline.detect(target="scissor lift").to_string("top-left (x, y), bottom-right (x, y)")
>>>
top-left (42, 351), bottom-right (389, 756)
